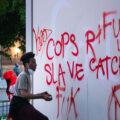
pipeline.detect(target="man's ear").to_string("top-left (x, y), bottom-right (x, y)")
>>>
top-left (25, 63), bottom-right (29, 69)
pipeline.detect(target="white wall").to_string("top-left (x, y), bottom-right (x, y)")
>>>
top-left (26, 0), bottom-right (33, 52)
top-left (26, 0), bottom-right (120, 120)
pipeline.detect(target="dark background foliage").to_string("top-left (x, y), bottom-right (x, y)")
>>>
top-left (0, 0), bottom-right (25, 60)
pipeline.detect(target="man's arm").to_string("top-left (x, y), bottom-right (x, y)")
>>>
top-left (20, 89), bottom-right (52, 101)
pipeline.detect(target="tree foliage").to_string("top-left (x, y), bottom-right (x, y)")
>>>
top-left (0, 0), bottom-right (25, 60)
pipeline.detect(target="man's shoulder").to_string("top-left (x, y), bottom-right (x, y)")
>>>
top-left (18, 71), bottom-right (29, 79)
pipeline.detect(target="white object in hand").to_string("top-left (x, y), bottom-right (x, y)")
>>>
top-left (48, 95), bottom-right (52, 99)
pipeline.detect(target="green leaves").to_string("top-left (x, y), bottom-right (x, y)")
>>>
top-left (0, 51), bottom-right (11, 61)
top-left (0, 0), bottom-right (9, 16)
top-left (0, 0), bottom-right (25, 60)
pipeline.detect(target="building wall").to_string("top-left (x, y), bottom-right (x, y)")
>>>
top-left (28, 0), bottom-right (120, 120)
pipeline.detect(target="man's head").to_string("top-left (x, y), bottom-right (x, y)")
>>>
top-left (15, 63), bottom-right (19, 67)
top-left (20, 52), bottom-right (37, 71)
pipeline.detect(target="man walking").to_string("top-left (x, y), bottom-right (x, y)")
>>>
top-left (9, 52), bottom-right (52, 120)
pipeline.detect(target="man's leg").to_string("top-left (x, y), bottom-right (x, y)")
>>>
top-left (17, 104), bottom-right (49, 120)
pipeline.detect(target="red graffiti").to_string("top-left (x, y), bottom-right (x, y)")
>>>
top-left (111, 56), bottom-right (119, 75)
top-left (44, 61), bottom-right (84, 86)
top-left (85, 11), bottom-right (120, 59)
top-left (46, 32), bottom-right (79, 60)
top-left (33, 27), bottom-right (52, 55)
top-left (67, 87), bottom-right (80, 119)
top-left (58, 63), bottom-right (66, 86)
top-left (67, 61), bottom-right (84, 81)
top-left (112, 18), bottom-right (120, 38)
top-left (117, 39), bottom-right (120, 51)
top-left (103, 11), bottom-right (117, 40)
top-left (96, 24), bottom-right (102, 44)
top-left (56, 85), bottom-right (66, 118)
top-left (108, 84), bottom-right (120, 120)
top-left (89, 56), bottom-right (120, 79)
top-left (44, 63), bottom-right (57, 85)
top-left (56, 85), bottom-right (80, 119)
top-left (44, 61), bottom-right (83, 119)
top-left (85, 30), bottom-right (96, 60)
top-left (34, 10), bottom-right (120, 119)
top-left (44, 63), bottom-right (66, 86)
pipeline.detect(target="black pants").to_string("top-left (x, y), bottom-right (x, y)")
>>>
top-left (10, 96), bottom-right (49, 120)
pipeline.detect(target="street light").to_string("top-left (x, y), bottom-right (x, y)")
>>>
top-left (15, 47), bottom-right (20, 58)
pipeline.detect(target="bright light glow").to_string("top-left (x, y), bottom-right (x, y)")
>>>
top-left (15, 48), bottom-right (20, 54)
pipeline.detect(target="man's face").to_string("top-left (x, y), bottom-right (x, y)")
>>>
top-left (28, 58), bottom-right (37, 71)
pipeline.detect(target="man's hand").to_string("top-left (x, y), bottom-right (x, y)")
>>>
top-left (40, 91), bottom-right (52, 101)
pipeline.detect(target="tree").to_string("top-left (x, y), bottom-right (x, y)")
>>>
top-left (0, 0), bottom-right (25, 60)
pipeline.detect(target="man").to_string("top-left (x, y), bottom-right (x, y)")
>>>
top-left (9, 52), bottom-right (52, 120)
top-left (13, 63), bottom-right (20, 76)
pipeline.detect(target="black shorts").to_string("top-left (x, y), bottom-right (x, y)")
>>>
top-left (10, 96), bottom-right (48, 120)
